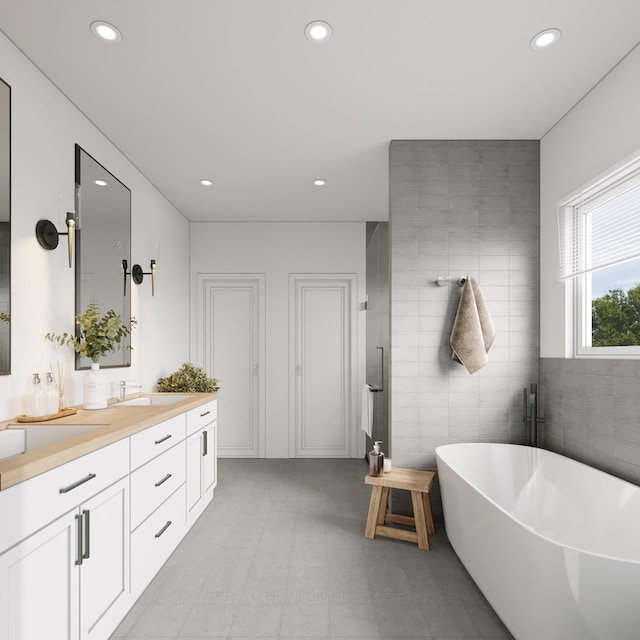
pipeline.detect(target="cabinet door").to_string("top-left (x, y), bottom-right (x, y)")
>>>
top-left (80, 477), bottom-right (130, 640)
top-left (185, 430), bottom-right (204, 520)
top-left (203, 421), bottom-right (217, 495)
top-left (0, 511), bottom-right (79, 640)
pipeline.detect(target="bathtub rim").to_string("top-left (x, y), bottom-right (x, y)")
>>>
top-left (435, 442), bottom-right (640, 566)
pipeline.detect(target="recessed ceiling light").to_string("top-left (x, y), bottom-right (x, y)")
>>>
top-left (305, 21), bottom-right (333, 44)
top-left (200, 179), bottom-right (213, 186)
top-left (90, 21), bottom-right (122, 44)
top-left (94, 179), bottom-right (107, 187)
top-left (530, 28), bottom-right (561, 51)
top-left (313, 179), bottom-right (327, 186)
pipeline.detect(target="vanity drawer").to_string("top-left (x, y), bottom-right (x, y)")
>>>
top-left (186, 400), bottom-right (217, 436)
top-left (130, 484), bottom-right (186, 596)
top-left (130, 440), bottom-right (186, 531)
top-left (0, 438), bottom-right (129, 554)
top-left (130, 414), bottom-right (186, 470)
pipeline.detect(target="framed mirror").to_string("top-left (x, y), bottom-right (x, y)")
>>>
top-left (0, 78), bottom-right (10, 375)
top-left (75, 145), bottom-right (131, 369)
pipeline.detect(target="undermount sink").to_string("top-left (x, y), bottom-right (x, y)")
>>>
top-left (118, 394), bottom-right (195, 407)
top-left (0, 424), bottom-right (105, 461)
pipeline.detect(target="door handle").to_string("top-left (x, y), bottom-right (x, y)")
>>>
top-left (155, 521), bottom-right (172, 538)
top-left (202, 429), bottom-right (208, 457)
top-left (82, 509), bottom-right (90, 560)
top-left (75, 513), bottom-right (83, 565)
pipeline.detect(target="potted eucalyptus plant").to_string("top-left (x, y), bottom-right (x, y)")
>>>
top-left (46, 301), bottom-right (136, 410)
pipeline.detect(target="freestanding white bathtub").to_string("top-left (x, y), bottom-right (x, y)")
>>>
top-left (436, 443), bottom-right (640, 640)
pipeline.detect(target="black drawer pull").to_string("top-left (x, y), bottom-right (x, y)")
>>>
top-left (60, 473), bottom-right (97, 494)
top-left (155, 520), bottom-right (172, 538)
top-left (154, 434), bottom-right (172, 445)
top-left (200, 410), bottom-right (211, 418)
top-left (155, 473), bottom-right (172, 487)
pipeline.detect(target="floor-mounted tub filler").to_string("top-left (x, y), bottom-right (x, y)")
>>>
top-left (436, 443), bottom-right (640, 640)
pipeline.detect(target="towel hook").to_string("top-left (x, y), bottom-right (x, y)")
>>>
top-left (435, 275), bottom-right (466, 287)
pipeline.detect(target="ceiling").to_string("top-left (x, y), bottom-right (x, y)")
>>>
top-left (1, 1), bottom-right (640, 223)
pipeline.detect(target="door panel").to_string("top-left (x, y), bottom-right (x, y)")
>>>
top-left (290, 275), bottom-right (357, 458)
top-left (197, 274), bottom-right (265, 457)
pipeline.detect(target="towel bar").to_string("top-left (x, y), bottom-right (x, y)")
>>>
top-left (435, 275), bottom-right (466, 287)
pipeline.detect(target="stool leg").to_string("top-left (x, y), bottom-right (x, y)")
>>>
top-left (422, 492), bottom-right (435, 535)
top-left (377, 486), bottom-right (390, 525)
top-left (365, 486), bottom-right (383, 539)
top-left (411, 490), bottom-right (430, 551)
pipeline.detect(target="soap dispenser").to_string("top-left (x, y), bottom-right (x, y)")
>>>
top-left (44, 372), bottom-right (59, 414)
top-left (25, 373), bottom-right (44, 417)
top-left (369, 440), bottom-right (385, 477)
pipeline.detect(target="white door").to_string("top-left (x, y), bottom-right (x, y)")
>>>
top-left (80, 477), bottom-right (130, 640)
top-left (289, 274), bottom-right (358, 458)
top-left (0, 512), bottom-right (79, 640)
top-left (197, 274), bottom-right (265, 457)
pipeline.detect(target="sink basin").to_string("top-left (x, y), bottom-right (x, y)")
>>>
top-left (0, 429), bottom-right (26, 461)
top-left (118, 394), bottom-right (194, 407)
top-left (2, 424), bottom-right (105, 458)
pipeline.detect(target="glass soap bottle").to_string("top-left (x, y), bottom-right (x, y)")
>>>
top-left (369, 440), bottom-right (385, 477)
top-left (44, 372), bottom-right (59, 414)
top-left (25, 373), bottom-right (44, 417)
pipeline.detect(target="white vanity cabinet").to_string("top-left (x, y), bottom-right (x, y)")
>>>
top-left (0, 440), bottom-right (130, 640)
top-left (186, 400), bottom-right (217, 525)
top-left (0, 394), bottom-right (218, 640)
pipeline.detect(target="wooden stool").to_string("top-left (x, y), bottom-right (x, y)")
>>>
top-left (364, 467), bottom-right (436, 551)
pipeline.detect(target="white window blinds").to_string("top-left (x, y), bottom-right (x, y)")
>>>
top-left (558, 157), bottom-right (640, 280)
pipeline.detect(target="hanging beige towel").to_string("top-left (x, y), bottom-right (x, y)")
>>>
top-left (450, 275), bottom-right (495, 374)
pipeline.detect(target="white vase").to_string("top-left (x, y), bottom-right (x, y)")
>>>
top-left (83, 362), bottom-right (108, 410)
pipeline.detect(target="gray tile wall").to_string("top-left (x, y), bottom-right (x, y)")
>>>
top-left (540, 358), bottom-right (640, 484)
top-left (389, 140), bottom-right (540, 517)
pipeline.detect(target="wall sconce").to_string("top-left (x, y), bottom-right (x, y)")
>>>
top-left (121, 259), bottom-right (130, 296)
top-left (132, 259), bottom-right (156, 296)
top-left (35, 213), bottom-right (76, 268)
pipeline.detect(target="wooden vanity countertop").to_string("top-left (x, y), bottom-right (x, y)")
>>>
top-left (0, 392), bottom-right (218, 491)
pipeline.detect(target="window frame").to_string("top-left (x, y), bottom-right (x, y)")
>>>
top-left (560, 151), bottom-right (640, 358)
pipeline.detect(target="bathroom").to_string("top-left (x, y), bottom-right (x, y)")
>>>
top-left (1, 3), bottom-right (640, 639)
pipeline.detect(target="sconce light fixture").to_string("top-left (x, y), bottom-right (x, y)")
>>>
top-left (132, 259), bottom-right (156, 296)
top-left (35, 212), bottom-right (76, 268)
top-left (121, 259), bottom-right (130, 296)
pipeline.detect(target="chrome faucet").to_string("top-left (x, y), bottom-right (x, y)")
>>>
top-left (118, 380), bottom-right (142, 401)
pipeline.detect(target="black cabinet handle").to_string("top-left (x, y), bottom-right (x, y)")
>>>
top-left (75, 513), bottom-right (83, 565)
top-left (154, 473), bottom-right (172, 487)
top-left (60, 473), bottom-right (97, 494)
top-left (82, 509), bottom-right (90, 560)
top-left (202, 430), bottom-right (208, 457)
top-left (155, 521), bottom-right (172, 538)
top-left (154, 434), bottom-right (172, 445)
top-left (200, 410), bottom-right (211, 418)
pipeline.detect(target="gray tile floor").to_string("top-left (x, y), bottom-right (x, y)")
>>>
top-left (111, 459), bottom-right (513, 639)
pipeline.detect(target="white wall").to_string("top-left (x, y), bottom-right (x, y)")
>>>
top-left (540, 44), bottom-right (640, 357)
top-left (0, 31), bottom-right (190, 419)
top-left (190, 222), bottom-right (366, 458)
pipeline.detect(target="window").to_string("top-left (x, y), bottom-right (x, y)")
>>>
top-left (559, 153), bottom-right (640, 357)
